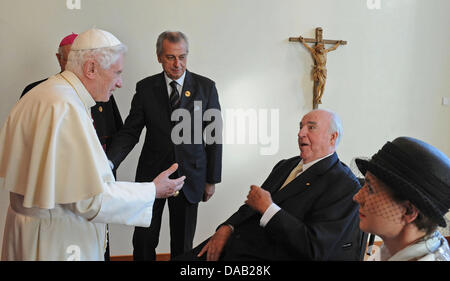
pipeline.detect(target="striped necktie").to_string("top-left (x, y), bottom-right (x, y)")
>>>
top-left (169, 80), bottom-right (180, 110)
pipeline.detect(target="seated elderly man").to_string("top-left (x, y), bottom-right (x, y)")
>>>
top-left (176, 109), bottom-right (362, 261)
top-left (0, 28), bottom-right (184, 261)
top-left (353, 136), bottom-right (450, 261)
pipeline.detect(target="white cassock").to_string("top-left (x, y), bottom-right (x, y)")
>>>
top-left (0, 71), bottom-right (155, 261)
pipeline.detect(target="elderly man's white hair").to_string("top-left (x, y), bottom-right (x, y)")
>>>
top-left (65, 28), bottom-right (127, 75)
top-left (311, 109), bottom-right (343, 147)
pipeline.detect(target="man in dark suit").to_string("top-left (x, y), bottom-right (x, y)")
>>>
top-left (106, 31), bottom-right (222, 260)
top-left (20, 33), bottom-right (124, 260)
top-left (180, 109), bottom-right (361, 261)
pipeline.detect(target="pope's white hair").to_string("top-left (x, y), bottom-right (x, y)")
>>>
top-left (65, 44), bottom-right (127, 75)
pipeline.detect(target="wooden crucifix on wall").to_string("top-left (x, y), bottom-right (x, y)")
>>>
top-left (289, 27), bottom-right (347, 109)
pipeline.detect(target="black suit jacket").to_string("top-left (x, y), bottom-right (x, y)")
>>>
top-left (221, 153), bottom-right (361, 261)
top-left (107, 70), bottom-right (222, 203)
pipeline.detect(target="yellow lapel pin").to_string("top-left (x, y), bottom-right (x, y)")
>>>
top-left (185, 90), bottom-right (191, 97)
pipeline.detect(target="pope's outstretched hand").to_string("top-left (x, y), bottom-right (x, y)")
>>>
top-left (153, 163), bottom-right (185, 198)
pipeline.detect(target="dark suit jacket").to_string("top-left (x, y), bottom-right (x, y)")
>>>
top-left (107, 70), bottom-right (222, 203)
top-left (91, 99), bottom-right (123, 152)
top-left (221, 153), bottom-right (361, 261)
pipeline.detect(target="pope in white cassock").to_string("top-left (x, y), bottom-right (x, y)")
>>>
top-left (0, 28), bottom-right (185, 261)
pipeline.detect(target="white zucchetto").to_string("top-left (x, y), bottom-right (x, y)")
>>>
top-left (71, 28), bottom-right (122, 50)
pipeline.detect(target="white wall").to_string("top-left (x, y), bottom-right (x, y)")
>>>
top-left (0, 0), bottom-right (449, 256)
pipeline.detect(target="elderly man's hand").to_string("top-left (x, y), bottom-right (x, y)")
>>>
top-left (245, 185), bottom-right (273, 214)
top-left (153, 163), bottom-right (185, 198)
top-left (197, 225), bottom-right (232, 261)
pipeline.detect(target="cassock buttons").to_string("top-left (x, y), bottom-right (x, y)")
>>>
top-left (99, 106), bottom-right (103, 113)
top-left (185, 91), bottom-right (191, 97)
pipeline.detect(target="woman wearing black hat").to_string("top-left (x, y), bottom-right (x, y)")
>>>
top-left (353, 137), bottom-right (450, 261)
